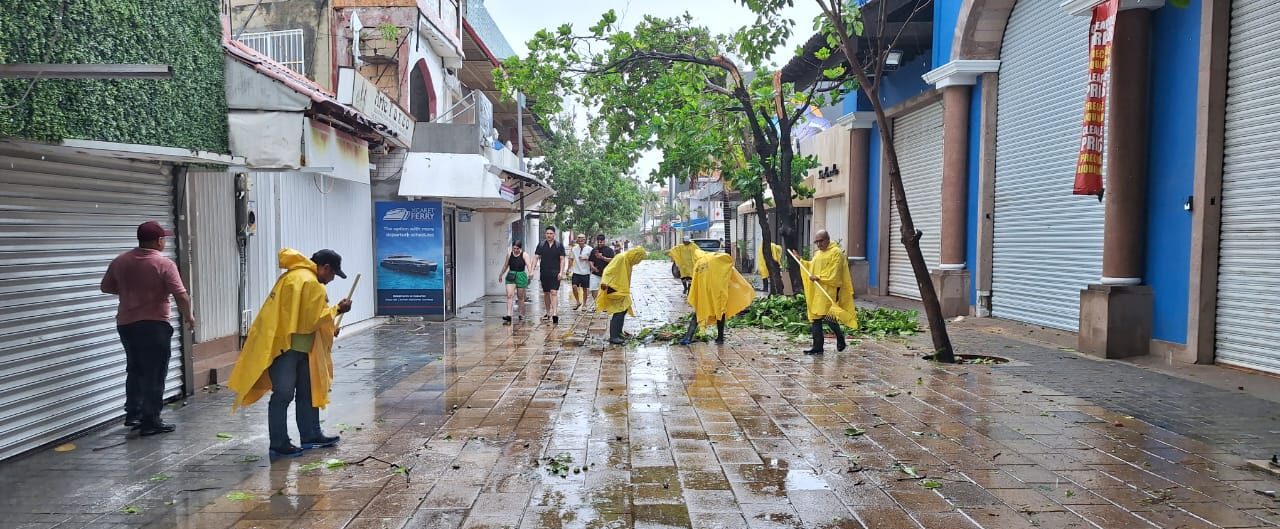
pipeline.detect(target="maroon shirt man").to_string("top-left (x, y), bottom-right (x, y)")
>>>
top-left (101, 220), bottom-right (194, 435)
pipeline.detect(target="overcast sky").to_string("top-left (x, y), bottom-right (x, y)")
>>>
top-left (482, 0), bottom-right (825, 184)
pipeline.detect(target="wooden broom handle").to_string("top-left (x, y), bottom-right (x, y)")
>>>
top-left (335, 273), bottom-right (361, 327)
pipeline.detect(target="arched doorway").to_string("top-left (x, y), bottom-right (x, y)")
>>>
top-left (409, 59), bottom-right (437, 121)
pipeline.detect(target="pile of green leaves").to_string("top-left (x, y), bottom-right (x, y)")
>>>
top-left (631, 317), bottom-right (714, 344)
top-left (726, 295), bottom-right (919, 338)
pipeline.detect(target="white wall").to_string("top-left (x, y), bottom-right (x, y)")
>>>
top-left (453, 211), bottom-right (486, 307)
top-left (245, 172), bottom-right (376, 327)
top-left (485, 212), bottom-right (516, 296)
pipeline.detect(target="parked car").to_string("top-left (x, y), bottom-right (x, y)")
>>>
top-left (671, 238), bottom-right (726, 278)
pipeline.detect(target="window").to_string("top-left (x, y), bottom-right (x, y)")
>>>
top-left (239, 29), bottom-right (306, 75)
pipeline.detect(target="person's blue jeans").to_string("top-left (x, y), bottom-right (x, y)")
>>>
top-left (267, 350), bottom-right (321, 448)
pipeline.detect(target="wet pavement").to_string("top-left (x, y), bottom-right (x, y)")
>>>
top-left (3, 261), bottom-right (1280, 529)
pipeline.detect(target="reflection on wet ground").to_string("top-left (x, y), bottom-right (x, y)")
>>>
top-left (1, 262), bottom-right (1279, 529)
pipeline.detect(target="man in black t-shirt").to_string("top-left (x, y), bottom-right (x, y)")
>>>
top-left (532, 227), bottom-right (567, 324)
top-left (589, 233), bottom-right (615, 303)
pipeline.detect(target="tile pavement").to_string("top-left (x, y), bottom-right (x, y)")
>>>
top-left (1, 262), bottom-right (1278, 529)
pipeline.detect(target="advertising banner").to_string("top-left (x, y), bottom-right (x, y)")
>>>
top-left (1073, 0), bottom-right (1118, 197)
top-left (375, 201), bottom-right (444, 316)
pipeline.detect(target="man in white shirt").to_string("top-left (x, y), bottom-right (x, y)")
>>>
top-left (569, 233), bottom-right (593, 310)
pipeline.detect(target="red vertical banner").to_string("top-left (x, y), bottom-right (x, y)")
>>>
top-left (1073, 0), bottom-right (1119, 197)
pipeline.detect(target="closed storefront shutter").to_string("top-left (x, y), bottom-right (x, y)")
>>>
top-left (888, 102), bottom-right (944, 300)
top-left (1214, 1), bottom-right (1280, 374)
top-left (990, 2), bottom-right (1100, 330)
top-left (0, 147), bottom-right (185, 460)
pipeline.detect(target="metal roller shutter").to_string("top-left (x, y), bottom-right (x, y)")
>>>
top-left (888, 102), bottom-right (944, 300)
top-left (0, 147), bottom-right (185, 460)
top-left (990, 2), bottom-right (1100, 330)
top-left (1214, 1), bottom-right (1280, 374)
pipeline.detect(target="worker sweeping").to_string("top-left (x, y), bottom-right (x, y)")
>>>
top-left (794, 230), bottom-right (857, 355)
top-left (680, 252), bottom-right (753, 345)
top-left (756, 242), bottom-right (783, 292)
top-left (228, 248), bottom-right (352, 457)
top-left (597, 247), bottom-right (647, 345)
top-left (667, 238), bottom-right (705, 294)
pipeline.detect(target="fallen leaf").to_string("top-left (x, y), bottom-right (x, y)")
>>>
top-left (299, 462), bottom-right (325, 472)
top-left (324, 458), bottom-right (346, 469)
top-left (921, 479), bottom-right (942, 489)
top-left (844, 427), bottom-right (866, 437)
top-left (149, 474), bottom-right (171, 482)
top-left (53, 443), bottom-right (76, 452)
top-left (884, 391), bottom-right (901, 398)
top-left (238, 455), bottom-right (262, 463)
top-left (120, 505), bottom-right (141, 514)
top-left (216, 433), bottom-right (234, 440)
top-left (225, 491), bottom-right (254, 501)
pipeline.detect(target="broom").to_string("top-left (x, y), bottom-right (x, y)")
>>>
top-left (334, 273), bottom-right (361, 328)
top-left (788, 250), bottom-right (857, 327)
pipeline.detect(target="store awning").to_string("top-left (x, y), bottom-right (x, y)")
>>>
top-left (672, 218), bottom-right (712, 232)
top-left (399, 152), bottom-right (553, 211)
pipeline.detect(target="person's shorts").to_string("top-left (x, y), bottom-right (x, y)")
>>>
top-left (504, 271), bottom-right (529, 289)
top-left (572, 273), bottom-right (590, 289)
top-left (540, 273), bottom-right (560, 292)
top-left (590, 274), bottom-right (601, 290)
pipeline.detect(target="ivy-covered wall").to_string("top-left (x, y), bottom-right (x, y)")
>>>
top-left (0, 0), bottom-right (228, 152)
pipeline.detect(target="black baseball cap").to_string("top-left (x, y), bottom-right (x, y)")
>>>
top-left (311, 249), bottom-right (347, 278)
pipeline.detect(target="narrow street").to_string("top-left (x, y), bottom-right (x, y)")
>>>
top-left (2, 261), bottom-right (1279, 529)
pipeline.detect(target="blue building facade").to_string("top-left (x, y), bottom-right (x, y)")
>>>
top-left (831, 0), bottom-right (1269, 372)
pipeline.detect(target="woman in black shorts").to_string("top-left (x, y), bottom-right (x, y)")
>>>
top-left (498, 242), bottom-right (531, 324)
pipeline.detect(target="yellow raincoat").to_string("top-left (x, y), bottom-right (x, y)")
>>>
top-left (687, 253), bottom-right (753, 329)
top-left (756, 243), bottom-right (783, 279)
top-left (667, 242), bottom-right (705, 279)
top-left (597, 247), bottom-right (647, 315)
top-left (229, 249), bottom-right (339, 410)
top-left (799, 243), bottom-right (857, 328)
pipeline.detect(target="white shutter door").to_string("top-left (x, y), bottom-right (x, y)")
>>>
top-left (888, 102), bottom-right (944, 300)
top-left (187, 172), bottom-right (240, 342)
top-left (990, 3), bottom-right (1100, 330)
top-left (0, 147), bottom-right (185, 460)
top-left (1214, 1), bottom-right (1280, 374)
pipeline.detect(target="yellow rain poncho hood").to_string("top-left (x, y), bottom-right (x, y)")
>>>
top-left (687, 253), bottom-right (754, 328)
top-left (228, 248), bottom-right (339, 410)
top-left (596, 247), bottom-right (647, 315)
top-left (798, 243), bottom-right (857, 328)
top-left (756, 243), bottom-right (783, 279)
top-left (667, 242), bottom-right (705, 279)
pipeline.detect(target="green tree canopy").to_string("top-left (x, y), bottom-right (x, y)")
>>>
top-left (532, 115), bottom-right (644, 239)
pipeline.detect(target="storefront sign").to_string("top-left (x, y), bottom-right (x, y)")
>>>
top-left (1073, 0), bottom-right (1118, 197)
top-left (375, 201), bottom-right (444, 316)
top-left (338, 68), bottom-right (414, 148)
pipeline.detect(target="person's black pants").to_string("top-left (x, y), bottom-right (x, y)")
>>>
top-left (810, 318), bottom-right (845, 352)
top-left (609, 311), bottom-right (626, 343)
top-left (117, 320), bottom-right (174, 426)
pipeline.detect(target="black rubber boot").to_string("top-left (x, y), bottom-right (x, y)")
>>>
top-left (829, 319), bottom-right (846, 352)
top-left (608, 312), bottom-right (626, 345)
top-left (803, 320), bottom-right (824, 354)
top-left (680, 315), bottom-right (699, 345)
top-left (715, 318), bottom-right (725, 344)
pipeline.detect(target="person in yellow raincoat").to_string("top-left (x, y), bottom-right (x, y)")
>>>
top-left (228, 248), bottom-right (352, 457)
top-left (756, 242), bottom-right (783, 292)
top-left (799, 230), bottom-right (856, 355)
top-left (667, 238), bottom-right (705, 294)
top-left (597, 247), bottom-right (647, 344)
top-left (680, 252), bottom-right (753, 345)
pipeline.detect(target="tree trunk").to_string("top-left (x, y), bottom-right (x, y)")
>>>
top-left (870, 102), bottom-right (956, 363)
top-left (820, 5), bottom-right (956, 363)
top-left (752, 192), bottom-right (784, 296)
